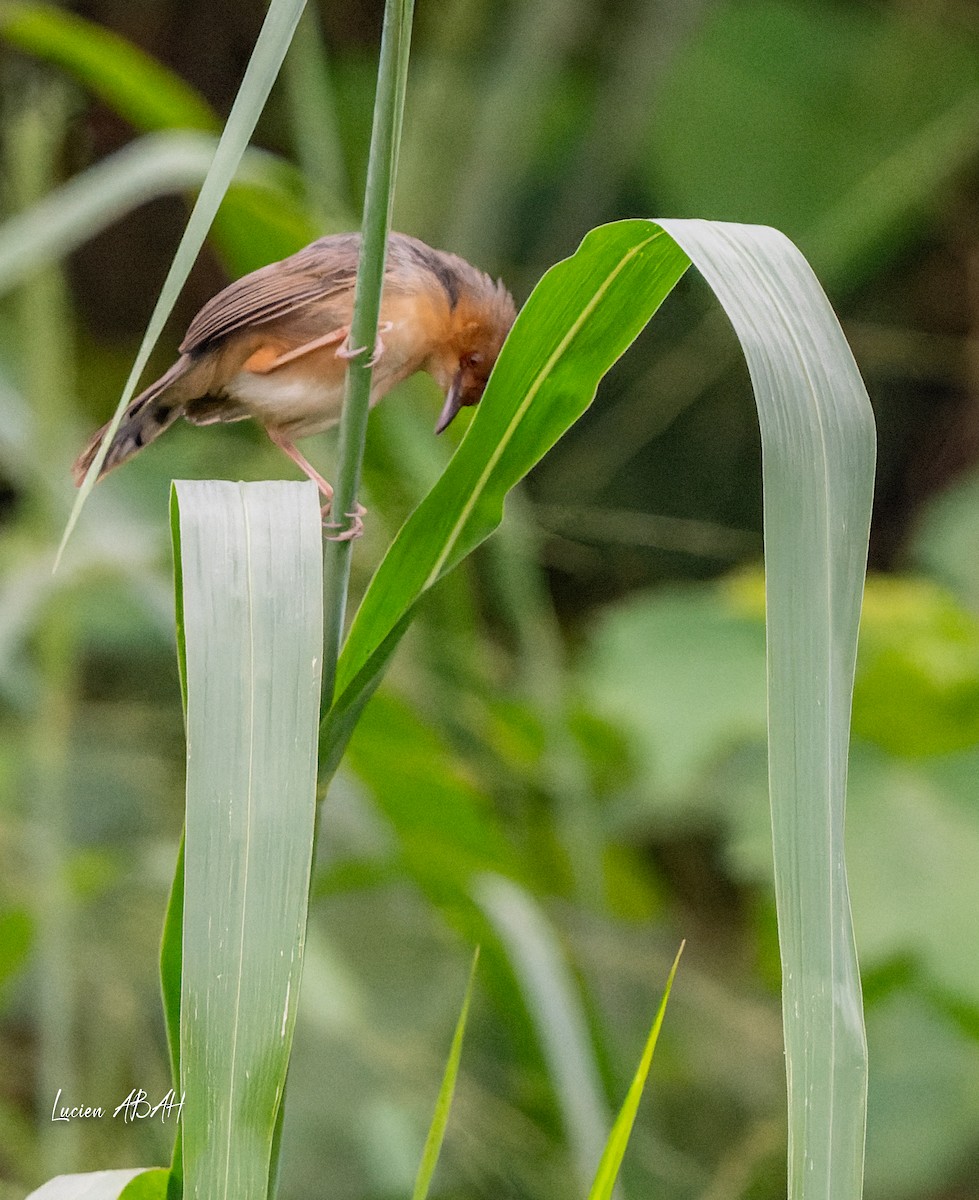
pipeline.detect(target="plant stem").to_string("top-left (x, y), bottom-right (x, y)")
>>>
top-left (321, 0), bottom-right (415, 706)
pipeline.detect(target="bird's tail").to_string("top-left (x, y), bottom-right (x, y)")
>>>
top-left (72, 357), bottom-right (192, 486)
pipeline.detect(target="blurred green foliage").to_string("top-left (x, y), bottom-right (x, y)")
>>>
top-left (1, 1), bottom-right (978, 1199)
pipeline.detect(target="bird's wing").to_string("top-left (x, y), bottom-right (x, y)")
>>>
top-left (179, 234), bottom-right (361, 354)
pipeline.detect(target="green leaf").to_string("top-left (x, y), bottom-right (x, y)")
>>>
top-left (118, 1171), bottom-right (170, 1200)
top-left (586, 943), bottom-right (684, 1200)
top-left (25, 1171), bottom-right (166, 1200)
top-left (321, 220), bottom-right (690, 765)
top-left (0, 2), bottom-right (217, 131)
top-left (656, 217), bottom-right (874, 1200)
top-left (159, 835), bottom-right (183, 1090)
top-left (321, 218), bottom-right (875, 1200)
top-left (411, 947), bottom-right (480, 1200)
top-left (172, 480), bottom-right (322, 1200)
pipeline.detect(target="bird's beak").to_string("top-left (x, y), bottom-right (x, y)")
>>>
top-left (434, 369), bottom-right (464, 434)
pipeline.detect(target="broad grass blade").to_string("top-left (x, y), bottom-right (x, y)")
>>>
top-left (658, 218), bottom-right (874, 1200)
top-left (586, 944), bottom-right (684, 1200)
top-left (59, 0), bottom-right (308, 560)
top-left (411, 948), bottom-right (480, 1200)
top-left (172, 480), bottom-right (322, 1200)
top-left (475, 875), bottom-right (611, 1194)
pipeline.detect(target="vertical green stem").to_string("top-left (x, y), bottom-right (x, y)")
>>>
top-left (321, 0), bottom-right (415, 705)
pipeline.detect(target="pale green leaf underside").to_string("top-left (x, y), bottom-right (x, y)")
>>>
top-left (175, 480), bottom-right (322, 1200)
top-left (657, 217), bottom-right (874, 1200)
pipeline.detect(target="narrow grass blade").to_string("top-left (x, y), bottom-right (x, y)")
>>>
top-left (475, 875), bottom-right (611, 1193)
top-left (173, 480), bottom-right (322, 1200)
top-left (58, 0), bottom-right (308, 561)
top-left (411, 947), bottom-right (480, 1200)
top-left (586, 944), bottom-right (685, 1200)
top-left (25, 1171), bottom-right (167, 1200)
top-left (658, 218), bottom-right (874, 1200)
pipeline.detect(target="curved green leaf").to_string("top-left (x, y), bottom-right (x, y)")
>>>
top-left (322, 216), bottom-right (875, 1200)
top-left (658, 216), bottom-right (873, 1200)
top-left (329, 220), bottom-right (690, 709)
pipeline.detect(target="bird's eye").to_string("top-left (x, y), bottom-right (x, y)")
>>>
top-left (462, 351), bottom-right (484, 369)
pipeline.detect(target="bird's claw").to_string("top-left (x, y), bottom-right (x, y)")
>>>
top-left (322, 501), bottom-right (367, 542)
top-left (336, 322), bottom-right (393, 368)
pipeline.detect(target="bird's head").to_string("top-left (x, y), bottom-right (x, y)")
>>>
top-left (429, 277), bottom-right (516, 434)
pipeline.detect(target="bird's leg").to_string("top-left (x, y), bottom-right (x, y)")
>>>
top-left (266, 430), bottom-right (334, 504)
top-left (244, 327), bottom-right (349, 374)
top-left (336, 321), bottom-right (394, 367)
top-left (266, 429), bottom-right (366, 541)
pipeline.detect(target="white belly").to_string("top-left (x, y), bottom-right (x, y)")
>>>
top-left (227, 371), bottom-right (346, 437)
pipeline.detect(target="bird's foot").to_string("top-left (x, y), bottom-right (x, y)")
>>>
top-left (322, 501), bottom-right (367, 542)
top-left (336, 322), bottom-right (394, 367)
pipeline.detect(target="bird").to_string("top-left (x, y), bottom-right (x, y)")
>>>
top-left (73, 231), bottom-right (517, 537)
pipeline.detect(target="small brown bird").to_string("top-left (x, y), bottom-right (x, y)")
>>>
top-left (73, 231), bottom-right (516, 535)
